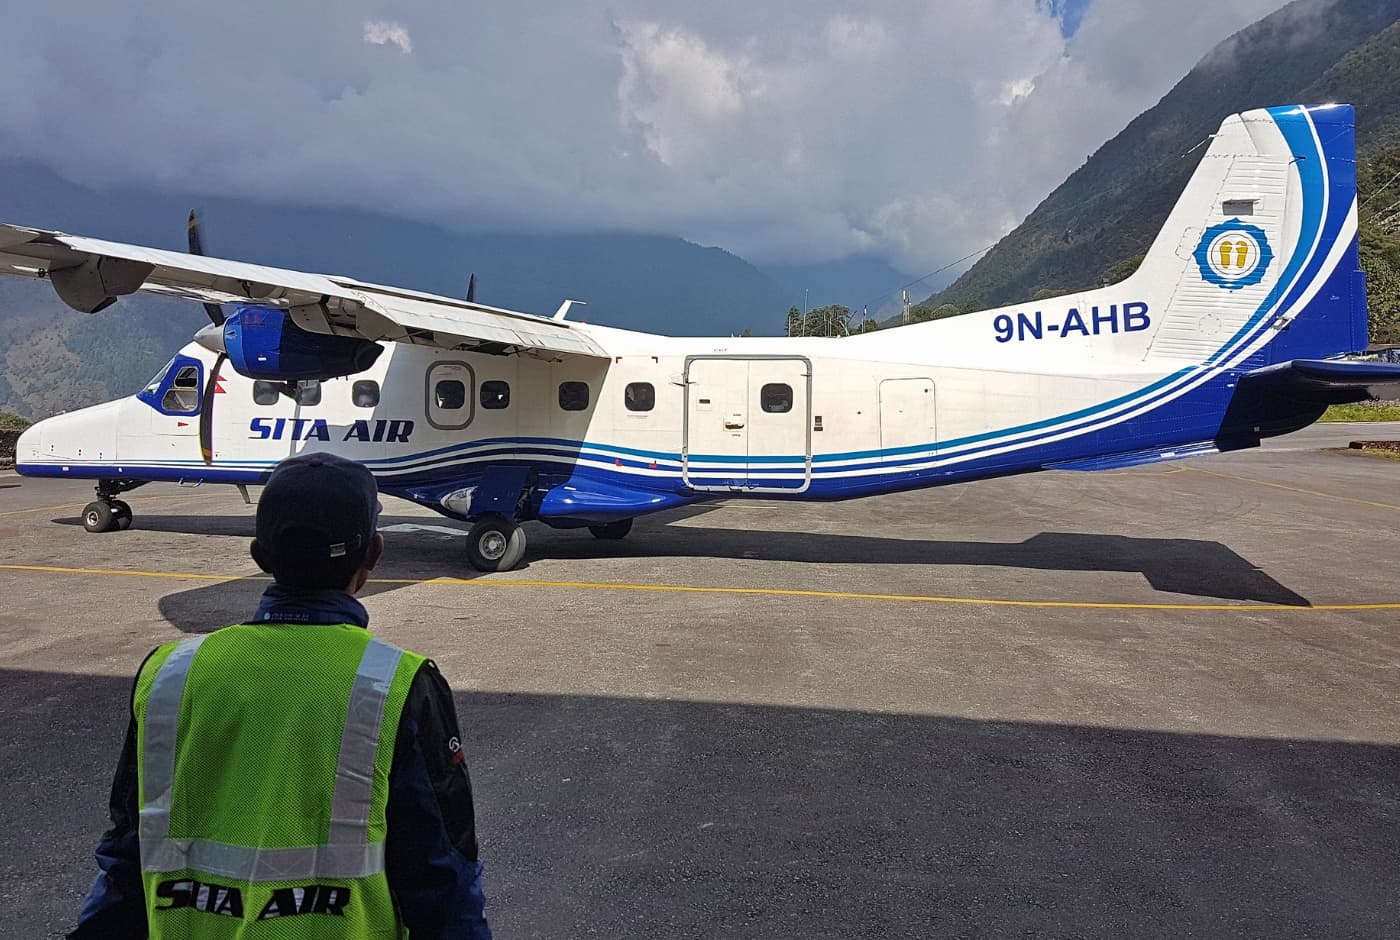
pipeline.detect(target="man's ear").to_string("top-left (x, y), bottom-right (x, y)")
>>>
top-left (250, 539), bottom-right (275, 575)
top-left (364, 533), bottom-right (385, 571)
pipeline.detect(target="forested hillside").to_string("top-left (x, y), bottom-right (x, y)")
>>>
top-left (0, 279), bottom-right (205, 418)
top-left (920, 0), bottom-right (1400, 343)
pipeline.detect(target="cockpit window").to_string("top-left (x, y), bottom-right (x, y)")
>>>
top-left (145, 358), bottom-right (177, 395)
top-left (161, 366), bottom-right (201, 413)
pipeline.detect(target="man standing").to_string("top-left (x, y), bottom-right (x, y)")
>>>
top-left (70, 452), bottom-right (492, 938)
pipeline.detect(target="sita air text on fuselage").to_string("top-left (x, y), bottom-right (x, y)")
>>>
top-left (3, 104), bottom-right (1398, 571)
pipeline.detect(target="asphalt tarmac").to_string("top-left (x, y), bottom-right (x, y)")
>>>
top-left (2, 423), bottom-right (1398, 938)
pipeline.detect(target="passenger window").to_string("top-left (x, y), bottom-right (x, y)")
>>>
top-left (625, 382), bottom-right (655, 412)
top-left (435, 380), bottom-right (466, 410)
top-left (760, 383), bottom-right (793, 414)
top-left (558, 381), bottom-right (589, 412)
top-left (294, 380), bottom-right (322, 407)
top-left (253, 381), bottom-right (281, 406)
top-left (353, 380), bottom-right (380, 408)
top-left (161, 366), bottom-right (200, 413)
top-left (480, 380), bottom-right (510, 410)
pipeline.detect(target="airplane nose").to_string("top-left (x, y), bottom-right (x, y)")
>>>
top-left (195, 322), bottom-right (226, 354)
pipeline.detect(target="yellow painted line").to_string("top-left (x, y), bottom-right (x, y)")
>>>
top-left (1184, 465), bottom-right (1400, 513)
top-left (0, 563), bottom-right (248, 581)
top-left (3, 563), bottom-right (1399, 612)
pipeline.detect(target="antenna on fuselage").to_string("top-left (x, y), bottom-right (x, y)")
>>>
top-left (466, 273), bottom-right (477, 303)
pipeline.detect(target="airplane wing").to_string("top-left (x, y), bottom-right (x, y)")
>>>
top-left (0, 222), bottom-right (609, 359)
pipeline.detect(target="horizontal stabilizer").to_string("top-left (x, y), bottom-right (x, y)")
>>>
top-left (1239, 358), bottom-right (1400, 404)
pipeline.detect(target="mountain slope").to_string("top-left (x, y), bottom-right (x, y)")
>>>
top-left (922, 0), bottom-right (1400, 313)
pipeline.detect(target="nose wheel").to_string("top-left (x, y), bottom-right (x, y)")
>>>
top-left (82, 499), bottom-right (132, 533)
top-left (466, 515), bottom-right (527, 572)
top-left (81, 480), bottom-right (144, 533)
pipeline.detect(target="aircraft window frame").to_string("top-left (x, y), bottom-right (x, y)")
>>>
top-left (252, 381), bottom-right (281, 406)
top-left (624, 382), bottom-right (655, 412)
top-left (160, 365), bottom-right (202, 414)
top-left (558, 381), bottom-right (590, 412)
top-left (760, 383), bottom-right (793, 414)
top-left (353, 380), bottom-right (380, 408)
top-left (425, 361), bottom-right (476, 431)
top-left (480, 380), bottom-right (510, 410)
top-left (294, 380), bottom-right (322, 407)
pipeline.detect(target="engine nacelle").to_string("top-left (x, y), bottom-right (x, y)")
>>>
top-left (209, 306), bottom-right (383, 381)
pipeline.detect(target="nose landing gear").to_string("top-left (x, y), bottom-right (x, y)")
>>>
top-left (82, 480), bottom-right (145, 533)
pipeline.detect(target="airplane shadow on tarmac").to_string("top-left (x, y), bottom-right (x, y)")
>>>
top-left (94, 507), bottom-right (1309, 632)
top-left (7, 666), bottom-right (1398, 939)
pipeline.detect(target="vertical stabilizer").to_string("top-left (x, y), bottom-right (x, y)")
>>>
top-left (1131, 104), bottom-right (1363, 369)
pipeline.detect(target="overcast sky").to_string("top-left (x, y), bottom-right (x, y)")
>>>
top-left (0, 0), bottom-right (1293, 274)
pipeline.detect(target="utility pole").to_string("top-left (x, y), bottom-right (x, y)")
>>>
top-left (902, 289), bottom-right (911, 325)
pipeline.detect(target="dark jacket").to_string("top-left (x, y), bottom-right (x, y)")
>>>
top-left (69, 585), bottom-right (492, 940)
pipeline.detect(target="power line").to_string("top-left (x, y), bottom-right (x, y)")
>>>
top-left (860, 242), bottom-right (998, 312)
top-left (1360, 166), bottom-right (1400, 211)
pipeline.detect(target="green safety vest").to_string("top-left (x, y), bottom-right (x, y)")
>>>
top-left (134, 623), bottom-right (426, 938)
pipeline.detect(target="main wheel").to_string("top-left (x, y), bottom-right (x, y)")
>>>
top-left (111, 500), bottom-right (133, 531)
top-left (587, 519), bottom-right (633, 540)
top-left (82, 501), bottom-right (118, 533)
top-left (466, 515), bottom-right (527, 572)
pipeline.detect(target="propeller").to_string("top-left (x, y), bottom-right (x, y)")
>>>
top-left (188, 209), bottom-right (228, 465)
top-left (466, 273), bottom-right (477, 304)
top-left (186, 210), bottom-right (227, 327)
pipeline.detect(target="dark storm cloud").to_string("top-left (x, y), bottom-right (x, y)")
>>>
top-left (0, 1), bottom-right (1289, 271)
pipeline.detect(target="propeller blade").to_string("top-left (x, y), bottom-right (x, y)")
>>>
top-left (187, 209), bottom-right (227, 327)
top-left (466, 273), bottom-right (477, 304)
top-left (186, 209), bottom-right (205, 256)
top-left (200, 352), bottom-right (226, 466)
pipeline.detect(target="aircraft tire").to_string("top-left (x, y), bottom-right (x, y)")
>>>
top-left (112, 500), bottom-right (133, 531)
top-left (82, 501), bottom-right (118, 534)
top-left (466, 515), bottom-right (527, 572)
top-left (587, 519), bottom-right (633, 540)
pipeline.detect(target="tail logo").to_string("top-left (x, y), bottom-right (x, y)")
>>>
top-left (1195, 219), bottom-right (1273, 290)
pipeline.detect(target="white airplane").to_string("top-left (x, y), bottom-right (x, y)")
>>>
top-left (2, 104), bottom-right (1397, 571)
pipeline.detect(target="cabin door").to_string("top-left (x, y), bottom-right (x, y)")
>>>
top-left (682, 357), bottom-right (811, 493)
top-left (878, 378), bottom-right (936, 459)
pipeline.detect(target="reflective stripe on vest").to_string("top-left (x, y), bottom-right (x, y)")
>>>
top-left (138, 635), bottom-right (405, 882)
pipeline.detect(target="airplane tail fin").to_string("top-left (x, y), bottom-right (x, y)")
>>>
top-left (1130, 104), bottom-right (1368, 370)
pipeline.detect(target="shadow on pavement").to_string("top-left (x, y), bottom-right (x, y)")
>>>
top-left (152, 518), bottom-right (493, 633)
top-left (123, 504), bottom-right (1307, 608)
top-left (550, 524), bottom-right (1310, 606)
top-left (6, 667), bottom-right (1396, 939)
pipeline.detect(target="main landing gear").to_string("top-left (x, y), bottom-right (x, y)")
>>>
top-left (461, 515), bottom-right (637, 571)
top-left (82, 480), bottom-right (145, 533)
top-left (466, 515), bottom-right (528, 572)
top-left (587, 519), bottom-right (633, 540)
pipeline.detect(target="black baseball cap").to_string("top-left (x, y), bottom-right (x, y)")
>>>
top-left (256, 453), bottom-right (382, 579)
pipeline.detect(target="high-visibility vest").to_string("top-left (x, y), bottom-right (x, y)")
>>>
top-left (134, 623), bottom-right (426, 938)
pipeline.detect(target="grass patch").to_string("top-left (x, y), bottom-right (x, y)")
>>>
top-left (0, 411), bottom-right (31, 430)
top-left (1320, 401), bottom-right (1400, 422)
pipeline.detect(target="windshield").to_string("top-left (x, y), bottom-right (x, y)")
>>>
top-left (143, 357), bottom-right (178, 394)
